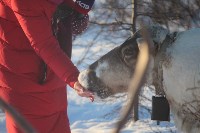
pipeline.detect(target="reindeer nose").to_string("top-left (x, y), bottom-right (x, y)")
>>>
top-left (78, 69), bottom-right (97, 89)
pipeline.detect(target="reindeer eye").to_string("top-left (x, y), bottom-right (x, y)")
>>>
top-left (124, 48), bottom-right (134, 56)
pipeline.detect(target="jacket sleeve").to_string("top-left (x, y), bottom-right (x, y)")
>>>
top-left (11, 0), bottom-right (79, 88)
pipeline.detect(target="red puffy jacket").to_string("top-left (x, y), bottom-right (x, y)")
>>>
top-left (0, 0), bottom-right (79, 92)
top-left (0, 0), bottom-right (80, 132)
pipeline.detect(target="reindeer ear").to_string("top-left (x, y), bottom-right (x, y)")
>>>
top-left (147, 25), bottom-right (169, 44)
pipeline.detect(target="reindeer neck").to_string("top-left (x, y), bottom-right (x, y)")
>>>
top-left (152, 32), bottom-right (178, 95)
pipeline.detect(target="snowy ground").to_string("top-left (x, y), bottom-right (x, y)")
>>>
top-left (0, 87), bottom-right (177, 133)
top-left (68, 86), bottom-right (177, 133)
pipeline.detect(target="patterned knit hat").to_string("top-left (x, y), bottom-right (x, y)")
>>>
top-left (65, 0), bottom-right (95, 14)
top-left (71, 13), bottom-right (89, 35)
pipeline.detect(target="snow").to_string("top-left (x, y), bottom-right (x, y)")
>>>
top-left (67, 87), bottom-right (177, 133)
top-left (0, 111), bottom-right (6, 132)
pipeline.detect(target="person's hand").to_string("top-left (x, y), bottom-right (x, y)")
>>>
top-left (74, 81), bottom-right (94, 102)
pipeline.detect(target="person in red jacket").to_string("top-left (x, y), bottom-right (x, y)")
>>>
top-left (0, 0), bottom-right (95, 132)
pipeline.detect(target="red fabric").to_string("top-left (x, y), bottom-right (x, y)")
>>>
top-left (0, 0), bottom-right (79, 90)
top-left (0, 0), bottom-right (79, 132)
top-left (6, 110), bottom-right (71, 133)
top-left (0, 86), bottom-right (70, 133)
top-left (49, 0), bottom-right (65, 5)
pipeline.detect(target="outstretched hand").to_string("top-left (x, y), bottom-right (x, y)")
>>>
top-left (74, 81), bottom-right (94, 102)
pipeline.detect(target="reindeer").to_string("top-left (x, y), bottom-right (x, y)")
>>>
top-left (78, 26), bottom-right (200, 133)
